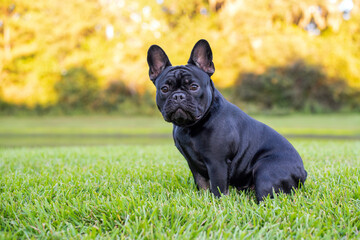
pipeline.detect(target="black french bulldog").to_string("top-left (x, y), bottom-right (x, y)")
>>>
top-left (147, 39), bottom-right (307, 202)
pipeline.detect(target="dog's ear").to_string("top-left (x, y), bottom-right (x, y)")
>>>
top-left (188, 39), bottom-right (215, 76)
top-left (147, 45), bottom-right (172, 83)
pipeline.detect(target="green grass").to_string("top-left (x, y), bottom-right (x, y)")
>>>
top-left (254, 114), bottom-right (360, 136)
top-left (0, 114), bottom-right (360, 147)
top-left (1, 114), bottom-right (360, 135)
top-left (0, 116), bottom-right (171, 135)
top-left (0, 116), bottom-right (173, 147)
top-left (1, 140), bottom-right (359, 239)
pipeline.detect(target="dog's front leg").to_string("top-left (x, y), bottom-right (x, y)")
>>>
top-left (185, 160), bottom-right (210, 191)
top-left (192, 171), bottom-right (210, 191)
top-left (207, 162), bottom-right (229, 197)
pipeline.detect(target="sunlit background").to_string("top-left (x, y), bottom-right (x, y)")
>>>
top-left (0, 0), bottom-right (360, 146)
top-left (0, 0), bottom-right (359, 115)
top-left (1, 2), bottom-right (359, 237)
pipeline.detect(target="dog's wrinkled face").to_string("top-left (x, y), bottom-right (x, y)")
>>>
top-left (155, 65), bottom-right (213, 126)
top-left (147, 40), bottom-right (215, 127)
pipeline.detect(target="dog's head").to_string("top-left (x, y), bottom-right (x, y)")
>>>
top-left (147, 39), bottom-right (215, 127)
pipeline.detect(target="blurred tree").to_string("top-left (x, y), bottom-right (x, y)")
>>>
top-left (0, 0), bottom-right (359, 113)
top-left (55, 67), bottom-right (99, 113)
top-left (235, 60), bottom-right (359, 113)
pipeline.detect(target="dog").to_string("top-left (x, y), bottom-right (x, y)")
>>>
top-left (147, 39), bottom-right (307, 202)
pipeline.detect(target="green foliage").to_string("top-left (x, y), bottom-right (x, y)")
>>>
top-left (1, 0), bottom-right (360, 114)
top-left (0, 141), bottom-right (359, 238)
top-left (37, 67), bottom-right (156, 115)
top-left (234, 60), bottom-right (360, 113)
top-left (97, 80), bottom-right (132, 111)
top-left (95, 81), bottom-right (157, 115)
top-left (54, 67), bottom-right (100, 113)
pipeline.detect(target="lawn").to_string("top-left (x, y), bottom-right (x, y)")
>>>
top-left (0, 114), bottom-right (360, 147)
top-left (0, 140), bottom-right (359, 239)
top-left (0, 115), bottom-right (359, 238)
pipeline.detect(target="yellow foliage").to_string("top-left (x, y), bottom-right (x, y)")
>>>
top-left (0, 0), bottom-right (359, 106)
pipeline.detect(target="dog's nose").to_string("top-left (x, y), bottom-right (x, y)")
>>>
top-left (172, 92), bottom-right (186, 102)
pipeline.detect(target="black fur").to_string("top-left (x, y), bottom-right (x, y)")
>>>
top-left (147, 39), bottom-right (307, 202)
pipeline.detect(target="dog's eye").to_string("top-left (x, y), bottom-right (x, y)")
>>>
top-left (189, 84), bottom-right (199, 91)
top-left (161, 86), bottom-right (169, 93)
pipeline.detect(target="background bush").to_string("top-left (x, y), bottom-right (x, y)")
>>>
top-left (1, 0), bottom-right (360, 115)
top-left (54, 67), bottom-right (100, 113)
top-left (233, 60), bottom-right (360, 113)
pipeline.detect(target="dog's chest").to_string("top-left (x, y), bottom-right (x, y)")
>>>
top-left (174, 127), bottom-right (208, 175)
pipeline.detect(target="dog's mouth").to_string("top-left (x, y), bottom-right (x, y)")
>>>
top-left (164, 107), bottom-right (201, 126)
top-left (173, 108), bottom-right (186, 119)
top-left (170, 108), bottom-right (193, 126)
